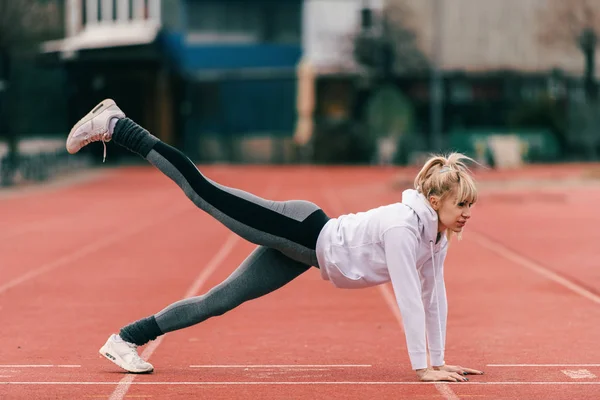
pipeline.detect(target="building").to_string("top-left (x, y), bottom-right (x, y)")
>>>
top-left (39, 0), bottom-right (593, 164)
top-left (41, 0), bottom-right (303, 163)
top-left (298, 0), bottom-right (600, 163)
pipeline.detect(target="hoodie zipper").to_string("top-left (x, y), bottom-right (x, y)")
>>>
top-left (429, 240), bottom-right (444, 358)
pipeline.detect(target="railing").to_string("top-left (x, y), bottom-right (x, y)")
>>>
top-left (0, 138), bottom-right (93, 187)
top-left (65, 0), bottom-right (161, 37)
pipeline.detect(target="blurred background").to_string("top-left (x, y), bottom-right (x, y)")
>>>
top-left (1, 0), bottom-right (599, 187)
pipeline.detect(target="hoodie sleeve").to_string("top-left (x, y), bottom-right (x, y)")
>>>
top-left (382, 225), bottom-right (428, 370)
top-left (418, 242), bottom-right (449, 367)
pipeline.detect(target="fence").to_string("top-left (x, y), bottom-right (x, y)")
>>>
top-left (0, 137), bottom-right (93, 187)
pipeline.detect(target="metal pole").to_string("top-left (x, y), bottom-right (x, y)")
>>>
top-left (430, 0), bottom-right (444, 151)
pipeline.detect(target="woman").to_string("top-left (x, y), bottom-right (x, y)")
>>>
top-left (67, 99), bottom-right (483, 382)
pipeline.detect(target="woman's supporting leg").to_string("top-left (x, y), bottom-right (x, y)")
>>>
top-left (119, 246), bottom-right (312, 346)
top-left (112, 117), bottom-right (329, 267)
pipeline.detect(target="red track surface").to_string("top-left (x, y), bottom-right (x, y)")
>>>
top-left (1, 164), bottom-right (600, 399)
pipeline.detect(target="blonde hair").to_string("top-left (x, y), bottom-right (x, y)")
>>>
top-left (414, 152), bottom-right (479, 239)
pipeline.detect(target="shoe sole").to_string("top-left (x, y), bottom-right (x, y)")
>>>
top-left (66, 98), bottom-right (117, 154)
top-left (99, 342), bottom-right (154, 374)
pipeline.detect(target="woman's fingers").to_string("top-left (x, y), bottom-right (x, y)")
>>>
top-left (461, 367), bottom-right (484, 375)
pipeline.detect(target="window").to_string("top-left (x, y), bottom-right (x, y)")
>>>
top-left (186, 0), bottom-right (300, 44)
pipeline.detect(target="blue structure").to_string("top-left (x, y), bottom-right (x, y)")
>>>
top-left (162, 0), bottom-right (303, 161)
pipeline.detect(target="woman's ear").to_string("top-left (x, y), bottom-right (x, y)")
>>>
top-left (429, 195), bottom-right (440, 211)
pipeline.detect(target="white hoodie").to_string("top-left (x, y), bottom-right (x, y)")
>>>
top-left (315, 189), bottom-right (448, 370)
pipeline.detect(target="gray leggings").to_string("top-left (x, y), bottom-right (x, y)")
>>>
top-left (112, 119), bottom-right (330, 345)
top-left (155, 245), bottom-right (311, 333)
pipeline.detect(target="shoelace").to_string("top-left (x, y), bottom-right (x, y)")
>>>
top-left (82, 132), bottom-right (108, 163)
top-left (124, 342), bottom-right (146, 365)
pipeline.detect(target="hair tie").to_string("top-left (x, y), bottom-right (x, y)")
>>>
top-left (439, 166), bottom-right (452, 173)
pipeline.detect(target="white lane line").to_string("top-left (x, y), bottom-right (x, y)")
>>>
top-left (322, 188), bottom-right (460, 400)
top-left (561, 369), bottom-right (597, 379)
top-left (380, 284), bottom-right (461, 400)
top-left (109, 184), bottom-right (277, 400)
top-left (0, 204), bottom-right (189, 295)
top-left (470, 233), bottom-right (600, 305)
top-left (0, 365), bottom-right (80, 368)
top-left (488, 364), bottom-right (600, 367)
top-left (189, 365), bottom-right (372, 368)
top-left (0, 219), bottom-right (61, 241)
top-left (2, 381), bottom-right (600, 386)
top-left (109, 234), bottom-right (241, 400)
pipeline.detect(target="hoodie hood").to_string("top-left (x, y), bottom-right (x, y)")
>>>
top-left (401, 189), bottom-right (439, 243)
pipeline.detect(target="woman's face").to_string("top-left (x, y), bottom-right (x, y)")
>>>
top-left (431, 189), bottom-right (473, 233)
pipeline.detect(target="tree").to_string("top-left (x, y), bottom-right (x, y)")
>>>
top-left (539, 0), bottom-right (600, 101)
top-left (352, 0), bottom-right (426, 164)
top-left (0, 0), bottom-right (62, 185)
top-left (354, 0), bottom-right (429, 79)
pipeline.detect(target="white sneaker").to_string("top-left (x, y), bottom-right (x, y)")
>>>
top-left (66, 98), bottom-right (125, 160)
top-left (99, 334), bottom-right (154, 374)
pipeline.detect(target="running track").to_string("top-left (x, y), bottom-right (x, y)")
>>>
top-left (1, 164), bottom-right (599, 399)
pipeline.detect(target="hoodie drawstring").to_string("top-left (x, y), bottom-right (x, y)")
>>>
top-left (429, 240), bottom-right (444, 357)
